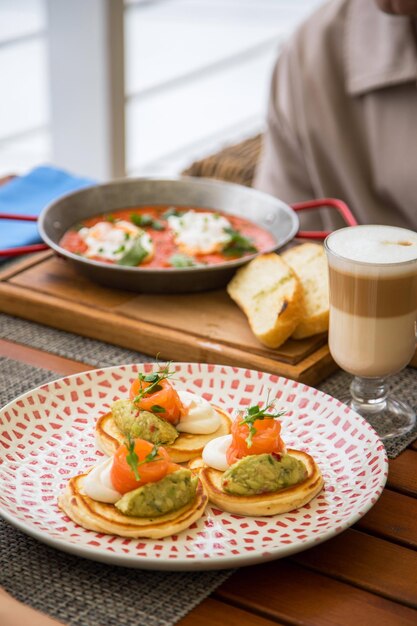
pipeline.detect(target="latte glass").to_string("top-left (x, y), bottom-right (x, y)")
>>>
top-left (325, 225), bottom-right (417, 440)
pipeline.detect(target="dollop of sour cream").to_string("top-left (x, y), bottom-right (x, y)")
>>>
top-left (176, 390), bottom-right (220, 434)
top-left (83, 457), bottom-right (121, 504)
top-left (79, 220), bottom-right (153, 262)
top-left (202, 434), bottom-right (232, 471)
top-left (167, 211), bottom-right (232, 255)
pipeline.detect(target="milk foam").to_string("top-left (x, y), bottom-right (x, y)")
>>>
top-left (327, 225), bottom-right (417, 265)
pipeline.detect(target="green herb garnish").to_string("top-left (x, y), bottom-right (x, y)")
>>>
top-left (125, 437), bottom-right (164, 481)
top-left (134, 362), bottom-right (175, 404)
top-left (169, 253), bottom-right (197, 268)
top-left (125, 434), bottom-right (141, 481)
top-left (118, 237), bottom-right (148, 266)
top-left (239, 402), bottom-right (286, 448)
top-left (142, 372), bottom-right (160, 383)
top-left (106, 214), bottom-right (116, 223)
top-left (143, 444), bottom-right (162, 464)
top-left (114, 244), bottom-right (126, 254)
top-left (162, 207), bottom-right (182, 219)
top-left (130, 213), bottom-right (165, 231)
top-left (222, 227), bottom-right (258, 258)
top-left (150, 404), bottom-right (166, 414)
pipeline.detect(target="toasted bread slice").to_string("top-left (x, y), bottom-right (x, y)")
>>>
top-left (58, 471), bottom-right (207, 539)
top-left (282, 243), bottom-right (329, 339)
top-left (96, 407), bottom-right (232, 463)
top-left (189, 449), bottom-right (323, 516)
top-left (227, 253), bottom-right (303, 348)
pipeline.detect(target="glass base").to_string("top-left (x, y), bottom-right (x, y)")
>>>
top-left (340, 376), bottom-right (416, 440)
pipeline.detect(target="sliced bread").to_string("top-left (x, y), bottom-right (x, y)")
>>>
top-left (281, 243), bottom-right (329, 339)
top-left (227, 253), bottom-right (303, 348)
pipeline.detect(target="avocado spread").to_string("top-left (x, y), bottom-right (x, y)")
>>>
top-left (221, 453), bottom-right (307, 496)
top-left (111, 399), bottom-right (178, 445)
top-left (115, 468), bottom-right (198, 517)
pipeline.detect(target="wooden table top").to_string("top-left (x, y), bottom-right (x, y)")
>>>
top-left (2, 337), bottom-right (417, 626)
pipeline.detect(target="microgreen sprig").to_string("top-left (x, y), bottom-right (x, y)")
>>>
top-left (125, 434), bottom-right (141, 481)
top-left (125, 435), bottom-right (163, 482)
top-left (238, 400), bottom-right (286, 448)
top-left (133, 361), bottom-right (175, 404)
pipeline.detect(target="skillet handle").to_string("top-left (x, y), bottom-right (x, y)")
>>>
top-left (0, 213), bottom-right (49, 257)
top-left (291, 198), bottom-right (357, 239)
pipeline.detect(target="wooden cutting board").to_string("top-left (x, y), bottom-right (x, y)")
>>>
top-left (0, 251), bottom-right (337, 384)
top-left (2, 252), bottom-right (416, 383)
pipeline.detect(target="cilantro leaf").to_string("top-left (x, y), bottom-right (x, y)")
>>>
top-left (169, 253), bottom-right (198, 268)
top-left (118, 237), bottom-right (148, 266)
top-left (131, 213), bottom-right (165, 231)
top-left (162, 207), bottom-right (183, 219)
top-left (222, 227), bottom-right (258, 258)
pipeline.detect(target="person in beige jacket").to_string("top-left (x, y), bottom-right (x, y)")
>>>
top-left (255, 0), bottom-right (417, 231)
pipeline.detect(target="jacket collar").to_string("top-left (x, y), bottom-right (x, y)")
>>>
top-left (345, 0), bottom-right (417, 95)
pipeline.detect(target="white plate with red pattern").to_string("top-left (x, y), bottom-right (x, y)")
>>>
top-left (0, 363), bottom-right (388, 570)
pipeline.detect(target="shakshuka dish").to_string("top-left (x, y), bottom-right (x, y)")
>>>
top-left (59, 205), bottom-right (275, 269)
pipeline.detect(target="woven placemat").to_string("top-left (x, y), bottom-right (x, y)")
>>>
top-left (1, 312), bottom-right (416, 458)
top-left (0, 357), bottom-right (234, 626)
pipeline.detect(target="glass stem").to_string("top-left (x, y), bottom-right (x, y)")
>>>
top-left (350, 376), bottom-right (388, 411)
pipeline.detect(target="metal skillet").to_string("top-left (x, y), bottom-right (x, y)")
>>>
top-left (0, 177), bottom-right (356, 293)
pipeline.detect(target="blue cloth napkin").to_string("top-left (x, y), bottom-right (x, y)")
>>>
top-left (0, 165), bottom-right (95, 251)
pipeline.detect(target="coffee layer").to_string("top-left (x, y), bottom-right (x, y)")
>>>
top-left (329, 267), bottom-right (417, 317)
top-left (329, 309), bottom-right (417, 377)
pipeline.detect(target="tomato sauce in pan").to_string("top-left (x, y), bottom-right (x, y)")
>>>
top-left (59, 205), bottom-right (275, 268)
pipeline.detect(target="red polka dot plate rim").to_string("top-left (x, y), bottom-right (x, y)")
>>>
top-left (0, 362), bottom-right (388, 571)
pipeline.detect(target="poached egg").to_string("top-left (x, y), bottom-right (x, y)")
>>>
top-left (78, 220), bottom-right (153, 262)
top-left (167, 210), bottom-right (232, 255)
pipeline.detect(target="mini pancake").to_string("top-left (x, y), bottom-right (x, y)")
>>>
top-left (95, 406), bottom-right (231, 463)
top-left (58, 471), bottom-right (208, 539)
top-left (189, 449), bottom-right (323, 516)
